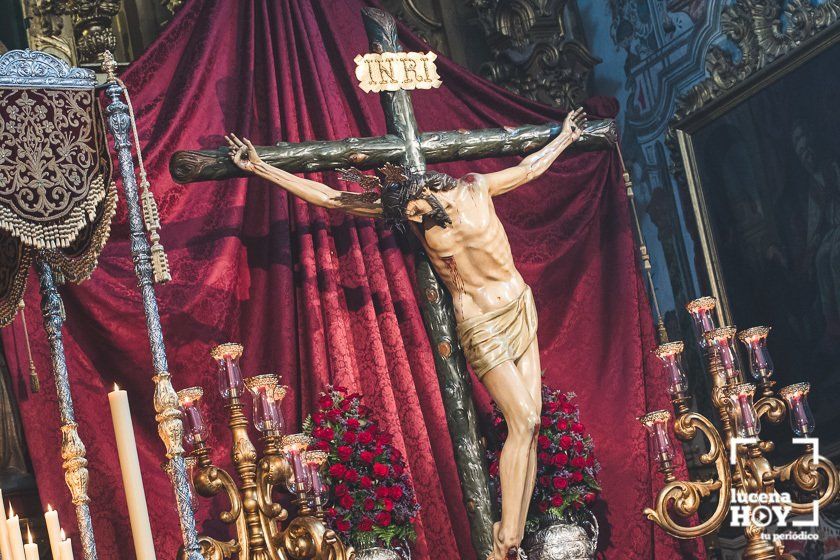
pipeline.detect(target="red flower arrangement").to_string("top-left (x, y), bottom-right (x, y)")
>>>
top-left (306, 386), bottom-right (420, 551)
top-left (487, 384), bottom-right (600, 532)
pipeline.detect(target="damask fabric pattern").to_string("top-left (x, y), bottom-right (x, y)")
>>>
top-left (0, 86), bottom-right (116, 326)
top-left (1, 1), bottom-right (700, 559)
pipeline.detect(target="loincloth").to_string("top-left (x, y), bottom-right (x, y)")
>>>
top-left (456, 287), bottom-right (538, 380)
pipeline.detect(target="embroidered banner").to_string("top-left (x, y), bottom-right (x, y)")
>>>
top-left (0, 82), bottom-right (116, 326)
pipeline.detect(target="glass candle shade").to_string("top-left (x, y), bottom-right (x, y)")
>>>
top-left (654, 341), bottom-right (689, 399)
top-left (725, 383), bottom-right (761, 438)
top-left (243, 375), bottom-right (286, 433)
top-left (282, 433), bottom-right (313, 493)
top-left (640, 410), bottom-right (675, 467)
top-left (177, 387), bottom-right (207, 445)
top-left (704, 326), bottom-right (743, 384)
top-left (686, 297), bottom-right (717, 349)
top-left (779, 382), bottom-right (816, 436)
top-left (738, 326), bottom-right (774, 382)
top-left (304, 451), bottom-right (328, 497)
top-left (211, 343), bottom-right (244, 399)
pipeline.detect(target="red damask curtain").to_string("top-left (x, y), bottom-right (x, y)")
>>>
top-left (1, 1), bottom-right (700, 558)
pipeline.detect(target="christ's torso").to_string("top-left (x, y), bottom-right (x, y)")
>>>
top-left (412, 173), bottom-right (527, 324)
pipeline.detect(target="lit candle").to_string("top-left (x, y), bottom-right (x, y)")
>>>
top-left (23, 525), bottom-right (38, 560)
top-left (6, 504), bottom-right (25, 560)
top-left (59, 530), bottom-right (74, 560)
top-left (44, 504), bottom-right (62, 560)
top-left (108, 384), bottom-right (157, 560)
top-left (0, 490), bottom-right (14, 560)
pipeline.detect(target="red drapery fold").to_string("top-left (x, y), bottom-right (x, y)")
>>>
top-left (1, 1), bottom-right (701, 558)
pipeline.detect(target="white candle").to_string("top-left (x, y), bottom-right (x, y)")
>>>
top-left (108, 384), bottom-right (157, 560)
top-left (6, 504), bottom-right (25, 560)
top-left (23, 525), bottom-right (38, 560)
top-left (0, 490), bottom-right (14, 560)
top-left (45, 504), bottom-right (62, 560)
top-left (59, 530), bottom-right (74, 560)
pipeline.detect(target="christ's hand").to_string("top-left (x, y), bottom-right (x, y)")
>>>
top-left (225, 134), bottom-right (262, 172)
top-left (561, 107), bottom-right (587, 142)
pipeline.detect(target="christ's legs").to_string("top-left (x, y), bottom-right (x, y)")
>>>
top-left (482, 361), bottom-right (540, 559)
top-left (514, 339), bottom-right (542, 540)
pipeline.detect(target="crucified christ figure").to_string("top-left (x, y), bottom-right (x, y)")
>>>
top-left (226, 107), bottom-right (587, 560)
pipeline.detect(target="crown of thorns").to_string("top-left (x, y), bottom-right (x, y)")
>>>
top-left (337, 162), bottom-right (407, 195)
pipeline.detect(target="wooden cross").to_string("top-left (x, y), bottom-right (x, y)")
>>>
top-left (170, 8), bottom-right (616, 558)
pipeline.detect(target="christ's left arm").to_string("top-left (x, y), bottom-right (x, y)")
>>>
top-left (480, 107), bottom-right (587, 197)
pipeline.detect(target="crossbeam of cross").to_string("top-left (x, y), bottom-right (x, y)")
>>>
top-left (169, 8), bottom-right (616, 558)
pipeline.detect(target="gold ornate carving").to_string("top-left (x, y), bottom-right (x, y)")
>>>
top-left (675, 0), bottom-right (840, 121)
top-left (469, 0), bottom-right (600, 108)
top-left (60, 422), bottom-right (90, 505)
top-left (211, 342), bottom-right (244, 361)
top-left (153, 372), bottom-right (185, 458)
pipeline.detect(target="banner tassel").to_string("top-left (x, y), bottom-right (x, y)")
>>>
top-left (117, 76), bottom-right (172, 284)
top-left (18, 302), bottom-right (39, 393)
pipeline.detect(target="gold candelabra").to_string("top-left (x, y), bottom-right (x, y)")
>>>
top-left (174, 343), bottom-right (353, 560)
top-left (641, 297), bottom-right (839, 560)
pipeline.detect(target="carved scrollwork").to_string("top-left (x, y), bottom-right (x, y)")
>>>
top-left (469, 0), bottom-right (600, 109)
top-left (0, 49), bottom-right (95, 88)
top-left (774, 453), bottom-right (840, 515)
top-left (674, 0), bottom-right (840, 121)
top-left (644, 412), bottom-right (732, 539)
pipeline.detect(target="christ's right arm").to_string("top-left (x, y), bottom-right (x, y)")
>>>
top-left (226, 134), bottom-right (382, 219)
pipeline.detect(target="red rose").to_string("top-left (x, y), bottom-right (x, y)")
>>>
top-left (360, 476), bottom-right (373, 489)
top-left (538, 475), bottom-right (550, 487)
top-left (551, 494), bottom-right (563, 507)
top-left (552, 477), bottom-right (568, 490)
top-left (489, 461), bottom-right (499, 476)
top-left (538, 452), bottom-right (550, 464)
top-left (586, 456), bottom-right (595, 467)
top-left (390, 486), bottom-right (403, 500)
top-left (376, 487), bottom-right (390, 499)
top-left (359, 517), bottom-right (373, 532)
top-left (327, 408), bottom-right (342, 421)
top-left (381, 498), bottom-right (394, 511)
top-left (318, 395), bottom-right (334, 409)
top-left (538, 435), bottom-right (550, 449)
top-left (553, 453), bottom-right (568, 466)
top-left (538, 501), bottom-right (549, 513)
top-left (339, 494), bottom-right (355, 509)
top-left (570, 456), bottom-right (585, 468)
top-left (340, 398), bottom-right (352, 411)
top-left (358, 431), bottom-right (373, 445)
top-left (364, 498), bottom-right (376, 511)
top-left (336, 518), bottom-right (351, 532)
top-left (333, 483), bottom-right (348, 497)
top-left (360, 450), bottom-right (375, 463)
top-left (343, 431), bottom-right (357, 444)
top-left (571, 471), bottom-right (584, 482)
top-left (329, 464), bottom-right (347, 478)
top-left (557, 420), bottom-right (568, 431)
top-left (314, 440), bottom-right (330, 451)
top-left (375, 511), bottom-right (392, 527)
top-left (574, 441), bottom-right (584, 453)
top-left (344, 469), bottom-right (359, 483)
top-left (312, 412), bottom-right (325, 425)
top-left (559, 436), bottom-right (572, 449)
top-left (373, 463), bottom-right (389, 478)
top-left (315, 427), bottom-right (334, 441)
top-left (393, 462), bottom-right (404, 475)
top-left (337, 446), bottom-right (353, 462)
top-left (562, 403), bottom-right (575, 414)
top-left (346, 418), bottom-right (361, 430)
top-left (540, 415), bottom-right (551, 427)
top-left (584, 492), bottom-right (596, 503)
top-left (572, 422), bottom-right (585, 433)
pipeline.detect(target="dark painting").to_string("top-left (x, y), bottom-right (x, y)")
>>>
top-left (692, 41), bottom-right (840, 456)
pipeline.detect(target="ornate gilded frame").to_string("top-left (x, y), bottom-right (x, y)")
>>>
top-left (669, 0), bottom-right (840, 324)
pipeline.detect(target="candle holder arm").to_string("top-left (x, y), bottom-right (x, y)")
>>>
top-left (772, 453), bottom-right (839, 515)
top-left (644, 412), bottom-right (731, 539)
